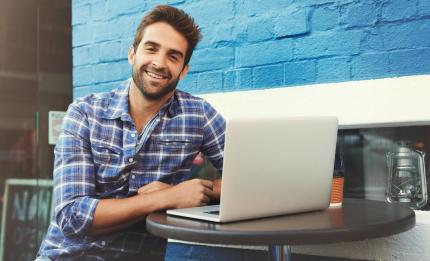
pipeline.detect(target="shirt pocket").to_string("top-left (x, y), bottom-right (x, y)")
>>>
top-left (91, 143), bottom-right (122, 166)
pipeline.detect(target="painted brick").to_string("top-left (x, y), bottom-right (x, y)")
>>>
top-left (418, 0), bottom-right (430, 16)
top-left (253, 64), bottom-right (284, 88)
top-left (190, 47), bottom-right (234, 72)
top-left (381, 0), bottom-right (417, 22)
top-left (273, 5), bottom-right (309, 37)
top-left (73, 81), bottom-right (123, 99)
top-left (91, 1), bottom-right (107, 22)
top-left (199, 22), bottom-right (243, 48)
top-left (224, 68), bottom-right (253, 90)
top-left (317, 57), bottom-right (350, 81)
top-left (93, 22), bottom-right (116, 42)
top-left (340, 1), bottom-right (379, 28)
top-left (311, 5), bottom-right (339, 31)
top-left (389, 48), bottom-right (430, 75)
top-left (284, 60), bottom-right (316, 86)
top-left (381, 20), bottom-right (430, 50)
top-left (106, 0), bottom-right (146, 17)
top-left (244, 17), bottom-right (275, 43)
top-left (301, 0), bottom-right (336, 6)
top-left (178, 73), bottom-right (197, 94)
top-left (120, 37), bottom-right (134, 58)
top-left (294, 31), bottom-right (362, 59)
top-left (99, 41), bottom-right (122, 62)
top-left (182, 0), bottom-right (234, 27)
top-left (238, 40), bottom-right (293, 67)
top-left (362, 28), bottom-right (384, 51)
top-left (103, 60), bottom-right (129, 83)
top-left (236, 0), bottom-right (295, 18)
top-left (109, 15), bottom-right (138, 40)
top-left (197, 71), bottom-right (223, 93)
top-left (72, 4), bottom-right (90, 25)
top-left (72, 24), bottom-right (93, 47)
top-left (73, 46), bottom-right (90, 66)
top-left (351, 53), bottom-right (390, 79)
top-left (73, 65), bottom-right (94, 86)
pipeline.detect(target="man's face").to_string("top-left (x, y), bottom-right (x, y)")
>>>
top-left (128, 22), bottom-right (189, 101)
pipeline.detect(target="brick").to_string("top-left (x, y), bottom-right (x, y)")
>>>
top-left (317, 57), bottom-right (350, 81)
top-left (301, 0), bottom-right (336, 6)
top-left (223, 68), bottom-right (252, 90)
top-left (236, 0), bottom-right (295, 18)
top-left (284, 60), bottom-right (316, 86)
top-left (72, 24), bottom-right (93, 47)
top-left (178, 73), bottom-right (198, 94)
top-left (189, 47), bottom-right (234, 72)
top-left (100, 41), bottom-right (122, 62)
top-left (340, 1), bottom-right (379, 28)
top-left (253, 64), bottom-right (284, 88)
top-left (362, 28), bottom-right (384, 51)
top-left (381, 0), bottom-right (417, 22)
top-left (93, 22), bottom-right (116, 42)
top-left (72, 4), bottom-right (90, 25)
top-left (273, 5), bottom-right (309, 37)
top-left (103, 60), bottom-right (129, 83)
top-left (110, 15), bottom-right (138, 39)
top-left (121, 37), bottom-right (134, 58)
top-left (311, 5), bottom-right (339, 31)
top-left (106, 0), bottom-right (147, 17)
top-left (381, 20), bottom-right (430, 50)
top-left (182, 0), bottom-right (234, 27)
top-left (238, 40), bottom-right (293, 67)
top-left (389, 48), bottom-right (430, 75)
top-left (244, 17), bottom-right (275, 43)
top-left (197, 71), bottom-right (223, 93)
top-left (351, 53), bottom-right (390, 79)
top-left (90, 1), bottom-right (107, 22)
top-left (73, 65), bottom-right (94, 86)
top-left (73, 46), bottom-right (90, 66)
top-left (294, 31), bottom-right (362, 59)
top-left (418, 0), bottom-right (430, 16)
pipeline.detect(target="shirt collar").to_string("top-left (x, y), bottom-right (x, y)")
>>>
top-left (101, 79), bottom-right (182, 121)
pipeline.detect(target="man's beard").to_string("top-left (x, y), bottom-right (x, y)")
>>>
top-left (132, 64), bottom-right (181, 101)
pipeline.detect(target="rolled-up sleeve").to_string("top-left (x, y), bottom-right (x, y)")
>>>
top-left (200, 100), bottom-right (225, 171)
top-left (53, 103), bottom-right (99, 238)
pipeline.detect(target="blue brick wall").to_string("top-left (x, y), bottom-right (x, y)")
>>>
top-left (72, 0), bottom-right (430, 98)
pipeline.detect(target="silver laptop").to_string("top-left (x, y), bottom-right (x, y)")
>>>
top-left (167, 116), bottom-right (338, 223)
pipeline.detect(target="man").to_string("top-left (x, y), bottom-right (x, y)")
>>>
top-left (37, 5), bottom-right (225, 260)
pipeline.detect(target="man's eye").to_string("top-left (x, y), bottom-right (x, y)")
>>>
top-left (169, 55), bottom-right (178, 61)
top-left (146, 48), bottom-right (156, 52)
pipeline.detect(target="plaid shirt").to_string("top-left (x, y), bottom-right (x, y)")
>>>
top-left (38, 81), bottom-right (225, 260)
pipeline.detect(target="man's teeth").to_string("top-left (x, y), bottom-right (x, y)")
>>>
top-left (147, 71), bottom-right (165, 79)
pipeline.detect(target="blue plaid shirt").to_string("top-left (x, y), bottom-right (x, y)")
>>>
top-left (38, 81), bottom-right (225, 260)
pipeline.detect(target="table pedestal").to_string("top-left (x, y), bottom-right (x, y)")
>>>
top-left (269, 245), bottom-right (291, 261)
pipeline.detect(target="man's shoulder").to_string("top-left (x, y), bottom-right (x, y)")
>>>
top-left (70, 83), bottom-right (127, 115)
top-left (175, 90), bottom-right (207, 111)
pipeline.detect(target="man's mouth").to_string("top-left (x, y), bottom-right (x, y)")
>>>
top-left (145, 70), bottom-right (169, 80)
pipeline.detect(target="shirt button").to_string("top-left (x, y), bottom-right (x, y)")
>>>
top-left (130, 133), bottom-right (136, 138)
top-left (131, 175), bottom-right (136, 179)
top-left (128, 158), bottom-right (133, 163)
top-left (101, 241), bottom-right (106, 246)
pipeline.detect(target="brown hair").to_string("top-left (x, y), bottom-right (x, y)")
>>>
top-left (133, 5), bottom-right (202, 66)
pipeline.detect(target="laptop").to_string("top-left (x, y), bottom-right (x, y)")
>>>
top-left (167, 116), bottom-right (338, 223)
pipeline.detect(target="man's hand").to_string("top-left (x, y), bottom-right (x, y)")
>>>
top-left (166, 179), bottom-right (214, 209)
top-left (138, 181), bottom-right (172, 195)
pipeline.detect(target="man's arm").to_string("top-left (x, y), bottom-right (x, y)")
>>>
top-left (90, 179), bottom-right (215, 235)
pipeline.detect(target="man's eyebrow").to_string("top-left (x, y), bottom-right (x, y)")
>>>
top-left (143, 41), bottom-right (160, 48)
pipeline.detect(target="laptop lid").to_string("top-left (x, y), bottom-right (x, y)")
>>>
top-left (218, 116), bottom-right (338, 222)
top-left (167, 116), bottom-right (338, 223)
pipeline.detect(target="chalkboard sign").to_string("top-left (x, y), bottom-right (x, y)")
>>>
top-left (0, 179), bottom-right (53, 261)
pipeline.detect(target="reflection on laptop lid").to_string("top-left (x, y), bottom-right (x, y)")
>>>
top-left (167, 116), bottom-right (338, 223)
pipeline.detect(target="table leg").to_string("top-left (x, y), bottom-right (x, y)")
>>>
top-left (268, 245), bottom-right (291, 261)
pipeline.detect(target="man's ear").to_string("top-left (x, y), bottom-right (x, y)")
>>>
top-left (179, 64), bottom-right (190, 80)
top-left (128, 46), bottom-right (135, 65)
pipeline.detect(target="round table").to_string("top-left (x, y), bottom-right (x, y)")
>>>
top-left (146, 199), bottom-right (415, 261)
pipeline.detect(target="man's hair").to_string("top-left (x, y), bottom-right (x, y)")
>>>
top-left (133, 5), bottom-right (202, 67)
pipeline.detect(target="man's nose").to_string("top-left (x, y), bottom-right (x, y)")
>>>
top-left (152, 53), bottom-right (167, 68)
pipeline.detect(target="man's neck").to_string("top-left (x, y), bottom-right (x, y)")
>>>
top-left (129, 82), bottom-right (174, 133)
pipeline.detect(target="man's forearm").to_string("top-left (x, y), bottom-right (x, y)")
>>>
top-left (90, 191), bottom-right (171, 236)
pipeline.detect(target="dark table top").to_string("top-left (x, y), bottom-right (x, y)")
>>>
top-left (146, 198), bottom-right (415, 245)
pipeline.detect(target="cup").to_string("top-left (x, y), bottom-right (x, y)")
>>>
top-left (330, 176), bottom-right (344, 207)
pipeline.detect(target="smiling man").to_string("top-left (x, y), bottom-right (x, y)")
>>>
top-left (37, 5), bottom-right (225, 261)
